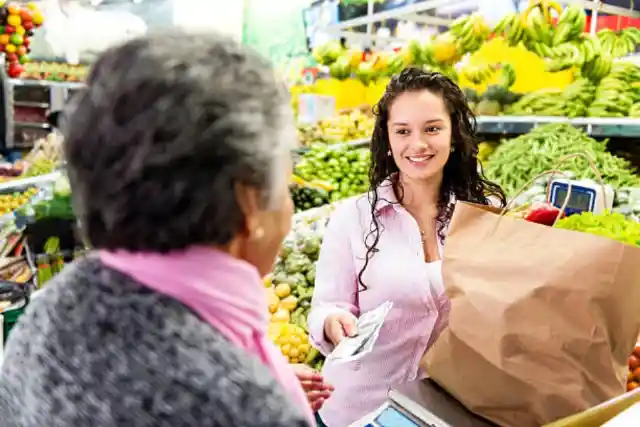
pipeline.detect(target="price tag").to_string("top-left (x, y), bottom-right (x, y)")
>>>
top-left (297, 94), bottom-right (336, 124)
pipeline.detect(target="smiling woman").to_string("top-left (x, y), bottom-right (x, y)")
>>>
top-left (308, 67), bottom-right (507, 426)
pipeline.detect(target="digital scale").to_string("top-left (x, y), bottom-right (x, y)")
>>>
top-left (548, 178), bottom-right (614, 216)
top-left (351, 380), bottom-right (497, 427)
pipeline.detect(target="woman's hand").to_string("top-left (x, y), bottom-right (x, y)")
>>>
top-left (292, 364), bottom-right (334, 412)
top-left (324, 312), bottom-right (358, 346)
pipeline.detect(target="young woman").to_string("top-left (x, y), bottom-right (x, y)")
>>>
top-left (308, 67), bottom-right (506, 426)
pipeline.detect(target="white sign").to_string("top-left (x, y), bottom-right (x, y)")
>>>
top-left (297, 94), bottom-right (336, 125)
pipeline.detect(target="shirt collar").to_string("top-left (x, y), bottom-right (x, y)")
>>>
top-left (373, 177), bottom-right (457, 214)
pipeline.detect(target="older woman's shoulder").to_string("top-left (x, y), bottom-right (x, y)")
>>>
top-left (1, 257), bottom-right (311, 427)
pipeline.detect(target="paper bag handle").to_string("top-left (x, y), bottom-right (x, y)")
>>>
top-left (499, 170), bottom-right (573, 226)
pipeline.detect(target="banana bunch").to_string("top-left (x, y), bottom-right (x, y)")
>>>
top-left (580, 53), bottom-right (613, 82)
top-left (449, 13), bottom-right (491, 55)
top-left (499, 63), bottom-right (517, 88)
top-left (587, 64), bottom-right (636, 117)
top-left (543, 43), bottom-right (582, 71)
top-left (598, 28), bottom-right (640, 58)
top-left (551, 5), bottom-right (586, 46)
top-left (521, 0), bottom-right (563, 24)
top-left (506, 89), bottom-right (565, 116)
top-left (561, 78), bottom-right (597, 117)
top-left (523, 7), bottom-right (554, 46)
top-left (461, 63), bottom-right (499, 85)
top-left (493, 13), bottom-right (528, 47)
top-left (630, 103), bottom-right (640, 118)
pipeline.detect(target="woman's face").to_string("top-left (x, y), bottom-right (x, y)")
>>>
top-left (387, 89), bottom-right (452, 182)
top-left (237, 157), bottom-right (293, 278)
top-left (258, 159), bottom-right (294, 276)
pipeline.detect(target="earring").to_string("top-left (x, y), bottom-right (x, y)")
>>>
top-left (387, 150), bottom-right (392, 156)
top-left (450, 146), bottom-right (455, 153)
top-left (252, 227), bottom-right (265, 240)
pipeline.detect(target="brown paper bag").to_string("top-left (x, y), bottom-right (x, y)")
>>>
top-left (421, 201), bottom-right (640, 427)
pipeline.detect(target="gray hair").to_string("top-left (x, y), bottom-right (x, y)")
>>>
top-left (62, 31), bottom-right (296, 252)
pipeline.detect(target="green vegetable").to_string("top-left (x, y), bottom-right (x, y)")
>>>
top-left (484, 124), bottom-right (640, 197)
top-left (295, 145), bottom-right (370, 201)
top-left (555, 211), bottom-right (640, 247)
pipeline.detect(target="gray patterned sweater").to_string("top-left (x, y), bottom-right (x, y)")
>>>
top-left (0, 257), bottom-right (310, 427)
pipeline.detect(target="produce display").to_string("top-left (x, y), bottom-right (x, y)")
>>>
top-left (628, 344), bottom-right (640, 391)
top-left (290, 181), bottom-right (331, 213)
top-left (0, 228), bottom-right (31, 284)
top-left (297, 108), bottom-right (373, 147)
top-left (266, 204), bottom-right (335, 369)
top-left (506, 62), bottom-right (640, 117)
top-left (484, 123), bottom-right (640, 197)
top-left (0, 2), bottom-right (45, 78)
top-left (21, 62), bottom-right (88, 83)
top-left (464, 84), bottom-right (522, 116)
top-left (303, 3), bottom-right (638, 121)
top-left (0, 186), bottom-right (38, 215)
top-left (310, 12), bottom-right (492, 84)
top-left (295, 145), bottom-right (370, 202)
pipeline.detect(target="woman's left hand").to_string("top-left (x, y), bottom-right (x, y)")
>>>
top-left (292, 364), bottom-right (334, 412)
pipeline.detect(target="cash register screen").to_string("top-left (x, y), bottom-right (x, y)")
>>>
top-left (373, 407), bottom-right (421, 427)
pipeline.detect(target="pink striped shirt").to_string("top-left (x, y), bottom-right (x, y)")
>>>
top-left (308, 181), bottom-right (451, 426)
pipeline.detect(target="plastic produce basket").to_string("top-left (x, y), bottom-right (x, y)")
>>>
top-left (0, 280), bottom-right (29, 345)
top-left (2, 304), bottom-right (25, 345)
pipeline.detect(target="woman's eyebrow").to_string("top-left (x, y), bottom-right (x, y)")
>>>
top-left (390, 118), bottom-right (444, 126)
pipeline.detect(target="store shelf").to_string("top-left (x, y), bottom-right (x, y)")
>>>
top-left (14, 122), bottom-right (51, 130)
top-left (295, 137), bottom-right (370, 154)
top-left (8, 79), bottom-right (85, 90)
top-left (476, 116), bottom-right (640, 138)
top-left (14, 101), bottom-right (49, 109)
top-left (0, 172), bottom-right (61, 193)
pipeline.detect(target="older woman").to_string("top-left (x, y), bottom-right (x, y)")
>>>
top-left (0, 33), bottom-right (329, 426)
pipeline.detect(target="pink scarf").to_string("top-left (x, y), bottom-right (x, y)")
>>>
top-left (100, 246), bottom-right (314, 425)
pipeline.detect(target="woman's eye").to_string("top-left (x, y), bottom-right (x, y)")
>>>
top-left (425, 127), bottom-right (440, 134)
top-left (396, 129), bottom-right (410, 135)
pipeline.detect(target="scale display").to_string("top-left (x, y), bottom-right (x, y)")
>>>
top-left (368, 406), bottom-right (421, 427)
top-left (552, 185), bottom-right (594, 212)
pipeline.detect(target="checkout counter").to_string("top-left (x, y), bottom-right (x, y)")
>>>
top-left (352, 379), bottom-right (497, 427)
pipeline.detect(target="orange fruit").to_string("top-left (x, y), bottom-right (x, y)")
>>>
top-left (630, 354), bottom-right (640, 370)
top-left (0, 35), bottom-right (9, 45)
top-left (7, 4), bottom-right (20, 15)
top-left (628, 381), bottom-right (639, 391)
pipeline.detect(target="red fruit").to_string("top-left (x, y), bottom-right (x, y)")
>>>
top-left (15, 45), bottom-right (25, 56)
top-left (5, 25), bottom-right (15, 34)
top-left (5, 52), bottom-right (18, 63)
top-left (22, 37), bottom-right (29, 47)
top-left (523, 202), bottom-right (564, 226)
top-left (22, 20), bottom-right (33, 31)
top-left (20, 10), bottom-right (32, 22)
top-left (0, 45), bottom-right (6, 53)
top-left (6, 62), bottom-right (23, 78)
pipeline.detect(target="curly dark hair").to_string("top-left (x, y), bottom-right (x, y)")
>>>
top-left (63, 32), bottom-right (294, 252)
top-left (357, 67), bottom-right (506, 290)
